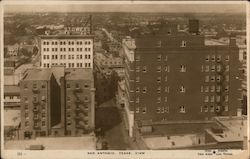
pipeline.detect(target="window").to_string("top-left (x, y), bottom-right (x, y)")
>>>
top-left (225, 95), bottom-right (229, 102)
top-left (211, 55), bottom-right (215, 62)
top-left (210, 106), bottom-right (214, 112)
top-left (225, 75), bottom-right (229, 82)
top-left (210, 96), bottom-right (215, 102)
top-left (217, 65), bottom-right (221, 72)
top-left (205, 55), bottom-right (210, 62)
top-left (224, 105), bottom-right (228, 111)
top-left (226, 65), bottom-right (230, 72)
top-left (180, 65), bottom-right (186, 72)
top-left (157, 55), bottom-right (161, 61)
top-left (135, 97), bottom-right (139, 103)
top-left (142, 87), bottom-right (147, 93)
top-left (210, 86), bottom-right (215, 92)
top-left (215, 106), bottom-right (221, 112)
top-left (136, 87), bottom-right (140, 93)
top-left (217, 55), bottom-right (221, 62)
top-left (157, 87), bottom-right (161, 93)
top-left (205, 65), bottom-right (209, 72)
top-left (157, 77), bottom-right (161, 83)
top-left (216, 86), bottom-right (221, 92)
top-left (204, 106), bottom-right (208, 112)
top-left (42, 121), bottom-right (46, 126)
top-left (84, 84), bottom-right (89, 88)
top-left (43, 55), bottom-right (46, 60)
top-left (25, 121), bottom-right (29, 127)
top-left (142, 66), bottom-right (147, 72)
top-left (142, 107), bottom-right (147, 114)
top-left (164, 76), bottom-right (168, 82)
top-left (157, 66), bottom-right (161, 72)
top-left (201, 86), bottom-right (203, 92)
top-left (180, 85), bottom-right (185, 93)
top-left (156, 107), bottom-right (161, 113)
top-left (216, 96), bottom-right (221, 102)
top-left (216, 75), bottom-right (221, 82)
top-left (135, 76), bottom-right (140, 82)
top-left (165, 55), bottom-right (168, 61)
top-left (204, 96), bottom-right (209, 102)
top-left (181, 40), bottom-right (187, 47)
top-left (165, 66), bottom-right (170, 72)
top-left (210, 75), bottom-right (215, 82)
top-left (75, 83), bottom-right (80, 89)
top-left (157, 97), bottom-right (161, 103)
top-left (225, 55), bottom-right (230, 61)
top-left (225, 86), bottom-right (229, 92)
top-left (165, 106), bottom-right (169, 113)
top-left (205, 76), bottom-right (209, 82)
top-left (179, 106), bottom-right (185, 113)
top-left (211, 65), bottom-right (215, 72)
top-left (136, 66), bottom-right (140, 72)
top-left (165, 86), bottom-right (170, 93)
top-left (67, 84), bottom-right (70, 88)
top-left (164, 97), bottom-right (168, 102)
top-left (135, 107), bottom-right (140, 113)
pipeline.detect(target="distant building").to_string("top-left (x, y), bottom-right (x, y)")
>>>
top-left (39, 35), bottom-right (94, 69)
top-left (18, 67), bottom-right (95, 139)
top-left (4, 85), bottom-right (20, 109)
top-left (6, 44), bottom-right (19, 57)
top-left (122, 20), bottom-right (242, 137)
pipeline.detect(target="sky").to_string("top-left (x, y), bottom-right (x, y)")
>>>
top-left (3, 2), bottom-right (246, 14)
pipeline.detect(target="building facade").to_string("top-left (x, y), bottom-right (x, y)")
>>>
top-left (40, 35), bottom-right (94, 69)
top-left (122, 23), bottom-right (242, 137)
top-left (19, 69), bottom-right (61, 139)
top-left (4, 85), bottom-right (20, 109)
top-left (19, 67), bottom-right (95, 139)
top-left (62, 68), bottom-right (95, 136)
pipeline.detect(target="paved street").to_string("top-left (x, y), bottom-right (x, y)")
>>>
top-left (95, 99), bottom-right (133, 150)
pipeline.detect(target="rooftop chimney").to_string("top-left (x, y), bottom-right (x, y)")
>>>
top-left (189, 19), bottom-right (199, 35)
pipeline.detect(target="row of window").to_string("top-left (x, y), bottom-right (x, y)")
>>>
top-left (205, 55), bottom-right (230, 62)
top-left (43, 40), bottom-right (91, 45)
top-left (201, 85), bottom-right (226, 93)
top-left (25, 121), bottom-right (46, 127)
top-left (134, 105), bottom-right (228, 114)
top-left (66, 83), bottom-right (89, 89)
top-left (200, 105), bottom-right (228, 112)
top-left (66, 96), bottom-right (89, 102)
top-left (134, 86), bottom-right (185, 94)
top-left (135, 54), bottom-right (230, 62)
top-left (201, 65), bottom-right (229, 72)
top-left (43, 47), bottom-right (91, 52)
top-left (204, 95), bottom-right (228, 103)
top-left (43, 54), bottom-right (91, 60)
top-left (205, 75), bottom-right (229, 83)
top-left (135, 106), bottom-right (186, 114)
top-left (43, 62), bottom-right (91, 68)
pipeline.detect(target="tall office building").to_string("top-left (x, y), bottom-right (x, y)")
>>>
top-left (122, 21), bottom-right (242, 137)
top-left (19, 67), bottom-right (95, 139)
top-left (39, 35), bottom-right (94, 69)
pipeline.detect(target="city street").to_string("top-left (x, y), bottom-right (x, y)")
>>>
top-left (95, 99), bottom-right (132, 150)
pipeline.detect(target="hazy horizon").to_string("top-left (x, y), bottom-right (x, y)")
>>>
top-left (4, 3), bottom-right (246, 14)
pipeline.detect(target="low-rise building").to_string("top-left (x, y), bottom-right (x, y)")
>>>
top-left (4, 85), bottom-right (20, 109)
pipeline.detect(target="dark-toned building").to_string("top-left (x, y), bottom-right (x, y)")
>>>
top-left (122, 21), bottom-right (242, 137)
top-left (19, 69), bottom-right (61, 139)
top-left (62, 68), bottom-right (95, 136)
top-left (19, 67), bottom-right (95, 139)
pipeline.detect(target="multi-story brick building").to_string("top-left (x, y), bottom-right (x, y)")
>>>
top-left (122, 20), bottom-right (242, 137)
top-left (61, 68), bottom-right (95, 136)
top-left (19, 69), bottom-right (62, 139)
top-left (19, 67), bottom-right (95, 139)
top-left (39, 35), bottom-right (94, 69)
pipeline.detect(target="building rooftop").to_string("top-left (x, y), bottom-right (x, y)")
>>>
top-left (23, 68), bottom-right (52, 81)
top-left (4, 136), bottom-right (96, 150)
top-left (65, 68), bottom-right (93, 80)
top-left (4, 85), bottom-right (20, 95)
top-left (4, 109), bottom-right (21, 127)
top-left (206, 116), bottom-right (247, 142)
top-left (39, 34), bottom-right (94, 39)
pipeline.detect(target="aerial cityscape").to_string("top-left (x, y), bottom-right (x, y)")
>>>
top-left (3, 3), bottom-right (247, 151)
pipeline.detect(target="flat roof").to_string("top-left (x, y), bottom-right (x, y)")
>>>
top-left (4, 109), bottom-right (21, 127)
top-left (207, 116), bottom-right (247, 142)
top-left (65, 68), bottom-right (93, 80)
top-left (4, 136), bottom-right (96, 150)
top-left (23, 69), bottom-right (52, 81)
top-left (143, 134), bottom-right (197, 149)
top-left (4, 85), bottom-right (20, 95)
top-left (39, 34), bottom-right (94, 39)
